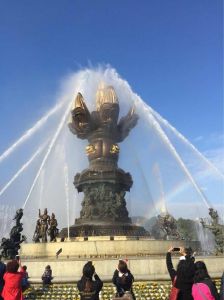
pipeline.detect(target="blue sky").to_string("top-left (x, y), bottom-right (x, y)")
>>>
top-left (0, 0), bottom-right (223, 148)
top-left (0, 1), bottom-right (223, 223)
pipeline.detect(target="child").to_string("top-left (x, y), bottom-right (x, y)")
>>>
top-left (41, 265), bottom-right (53, 285)
top-left (21, 265), bottom-right (29, 291)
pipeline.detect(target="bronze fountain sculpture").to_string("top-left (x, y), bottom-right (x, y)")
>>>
top-left (60, 84), bottom-right (149, 237)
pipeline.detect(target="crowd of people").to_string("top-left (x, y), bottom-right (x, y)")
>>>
top-left (0, 248), bottom-right (223, 300)
top-left (166, 247), bottom-right (222, 300)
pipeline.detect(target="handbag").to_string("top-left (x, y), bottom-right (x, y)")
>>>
top-left (169, 276), bottom-right (180, 300)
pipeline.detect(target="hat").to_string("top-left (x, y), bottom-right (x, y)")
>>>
top-left (83, 261), bottom-right (95, 279)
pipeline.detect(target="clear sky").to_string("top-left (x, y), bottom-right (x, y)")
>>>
top-left (0, 1), bottom-right (223, 224)
top-left (0, 0), bottom-right (223, 148)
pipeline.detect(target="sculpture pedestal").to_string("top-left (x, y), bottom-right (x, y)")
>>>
top-left (60, 223), bottom-right (149, 238)
top-left (18, 238), bottom-right (224, 282)
top-left (20, 238), bottom-right (200, 258)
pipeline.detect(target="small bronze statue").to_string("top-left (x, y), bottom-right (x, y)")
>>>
top-left (32, 219), bottom-right (41, 243)
top-left (33, 209), bottom-right (59, 243)
top-left (13, 208), bottom-right (23, 226)
top-left (48, 213), bottom-right (59, 242)
top-left (0, 208), bottom-right (26, 259)
top-left (38, 208), bottom-right (50, 243)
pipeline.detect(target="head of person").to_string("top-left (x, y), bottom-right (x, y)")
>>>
top-left (118, 260), bottom-right (128, 274)
top-left (179, 247), bottom-right (192, 258)
top-left (194, 261), bottom-right (210, 283)
top-left (6, 260), bottom-right (19, 273)
top-left (45, 265), bottom-right (51, 270)
top-left (184, 247), bottom-right (193, 257)
top-left (22, 265), bottom-right (27, 271)
top-left (83, 261), bottom-right (95, 279)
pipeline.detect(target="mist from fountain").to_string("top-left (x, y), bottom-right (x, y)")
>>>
top-left (0, 205), bottom-right (16, 238)
top-left (151, 110), bottom-right (224, 180)
top-left (38, 169), bottom-right (45, 209)
top-left (195, 220), bottom-right (215, 254)
top-left (64, 163), bottom-right (70, 241)
top-left (0, 67), bottom-right (223, 241)
top-left (153, 163), bottom-right (167, 214)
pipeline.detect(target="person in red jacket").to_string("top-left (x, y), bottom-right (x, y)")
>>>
top-left (1, 259), bottom-right (25, 300)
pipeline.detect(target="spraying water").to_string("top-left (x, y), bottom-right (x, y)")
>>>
top-left (0, 100), bottom-right (66, 164)
top-left (22, 102), bottom-right (72, 209)
top-left (151, 109), bottom-right (224, 180)
top-left (64, 163), bottom-right (70, 240)
top-left (39, 169), bottom-right (45, 209)
top-left (153, 163), bottom-right (167, 214)
top-left (0, 145), bottom-right (46, 197)
top-left (139, 102), bottom-right (211, 209)
top-left (0, 205), bottom-right (16, 237)
top-left (1, 66), bottom-right (223, 240)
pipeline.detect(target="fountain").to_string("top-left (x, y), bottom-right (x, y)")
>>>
top-left (0, 67), bottom-right (223, 283)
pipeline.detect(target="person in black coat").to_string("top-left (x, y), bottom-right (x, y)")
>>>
top-left (112, 259), bottom-right (135, 299)
top-left (77, 261), bottom-right (103, 300)
top-left (166, 246), bottom-right (195, 300)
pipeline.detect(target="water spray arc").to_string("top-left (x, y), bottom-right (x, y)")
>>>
top-left (0, 101), bottom-right (66, 164)
top-left (0, 145), bottom-right (46, 197)
top-left (150, 109), bottom-right (224, 180)
top-left (139, 100), bottom-right (211, 209)
top-left (153, 163), bottom-right (167, 214)
top-left (23, 102), bottom-right (72, 209)
top-left (128, 140), bottom-right (157, 215)
top-left (64, 163), bottom-right (70, 241)
top-left (39, 169), bottom-right (46, 209)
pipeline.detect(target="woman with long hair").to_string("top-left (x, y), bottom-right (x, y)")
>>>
top-left (1, 259), bottom-right (25, 300)
top-left (77, 261), bottom-right (103, 300)
top-left (166, 246), bottom-right (195, 300)
top-left (192, 261), bottom-right (219, 300)
top-left (112, 259), bottom-right (135, 300)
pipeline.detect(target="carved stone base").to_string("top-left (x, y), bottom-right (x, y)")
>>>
top-left (60, 223), bottom-right (149, 238)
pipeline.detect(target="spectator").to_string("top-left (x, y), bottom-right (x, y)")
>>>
top-left (192, 261), bottom-right (219, 300)
top-left (21, 265), bottom-right (29, 291)
top-left (166, 246), bottom-right (195, 300)
top-left (77, 261), bottom-right (103, 300)
top-left (112, 259), bottom-right (135, 300)
top-left (0, 256), bottom-right (6, 300)
top-left (1, 259), bottom-right (25, 300)
top-left (41, 265), bottom-right (53, 285)
top-left (220, 272), bottom-right (224, 300)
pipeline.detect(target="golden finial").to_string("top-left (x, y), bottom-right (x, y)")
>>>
top-left (96, 83), bottom-right (118, 111)
top-left (71, 92), bottom-right (87, 111)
